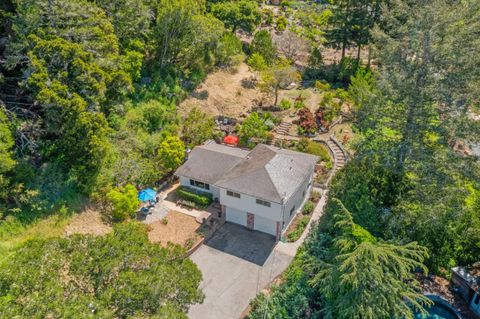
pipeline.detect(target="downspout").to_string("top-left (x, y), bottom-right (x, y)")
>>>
top-left (280, 193), bottom-right (287, 241)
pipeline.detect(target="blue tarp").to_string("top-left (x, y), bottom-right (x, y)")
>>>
top-left (138, 188), bottom-right (156, 202)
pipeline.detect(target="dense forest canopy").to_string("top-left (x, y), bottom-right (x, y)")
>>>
top-left (1, 0), bottom-right (480, 318)
top-left (247, 0), bottom-right (480, 318)
top-left (0, 223), bottom-right (204, 318)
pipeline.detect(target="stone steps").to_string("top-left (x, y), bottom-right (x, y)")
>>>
top-left (275, 122), bottom-right (293, 135)
top-left (326, 139), bottom-right (346, 171)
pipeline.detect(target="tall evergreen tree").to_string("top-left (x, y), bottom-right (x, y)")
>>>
top-left (309, 199), bottom-right (430, 319)
top-left (0, 105), bottom-right (16, 203)
top-left (327, 0), bottom-right (384, 59)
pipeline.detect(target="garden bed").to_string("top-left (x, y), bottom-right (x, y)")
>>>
top-left (284, 201), bottom-right (315, 242)
top-left (285, 214), bottom-right (310, 242)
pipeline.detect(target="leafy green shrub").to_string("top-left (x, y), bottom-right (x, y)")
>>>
top-left (325, 160), bottom-right (333, 170)
top-left (314, 80), bottom-right (331, 92)
top-left (176, 186), bottom-right (212, 208)
top-left (161, 217), bottom-right (168, 225)
top-left (296, 137), bottom-right (309, 152)
top-left (318, 91), bottom-right (341, 123)
top-left (276, 16), bottom-right (287, 31)
top-left (335, 88), bottom-right (352, 103)
top-left (286, 216), bottom-right (310, 242)
top-left (296, 138), bottom-right (331, 164)
top-left (262, 8), bottom-right (274, 25)
top-left (247, 52), bottom-right (268, 71)
top-left (280, 0), bottom-right (292, 8)
top-left (215, 33), bottom-right (243, 67)
top-left (294, 99), bottom-right (305, 109)
top-left (251, 30), bottom-right (276, 64)
top-left (239, 112), bottom-right (268, 146)
top-left (185, 238), bottom-right (195, 250)
top-left (307, 142), bottom-right (331, 163)
top-left (310, 190), bottom-right (321, 203)
top-left (279, 99), bottom-right (292, 110)
top-left (303, 201), bottom-right (314, 214)
top-left (106, 184), bottom-right (140, 222)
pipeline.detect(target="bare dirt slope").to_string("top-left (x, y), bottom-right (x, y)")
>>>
top-left (179, 63), bottom-right (326, 120)
top-left (179, 63), bottom-right (262, 118)
top-left (64, 209), bottom-right (112, 236)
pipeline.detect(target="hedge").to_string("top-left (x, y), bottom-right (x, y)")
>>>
top-left (176, 186), bottom-right (212, 208)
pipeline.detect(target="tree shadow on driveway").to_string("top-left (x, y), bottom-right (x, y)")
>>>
top-left (204, 223), bottom-right (276, 266)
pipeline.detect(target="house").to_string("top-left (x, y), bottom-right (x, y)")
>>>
top-left (175, 140), bottom-right (318, 239)
top-left (451, 263), bottom-right (480, 317)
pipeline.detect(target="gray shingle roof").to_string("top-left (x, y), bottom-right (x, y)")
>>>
top-left (216, 145), bottom-right (318, 203)
top-left (175, 141), bottom-right (318, 203)
top-left (175, 141), bottom-right (249, 185)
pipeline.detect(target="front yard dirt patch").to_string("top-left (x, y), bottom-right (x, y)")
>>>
top-left (148, 211), bottom-right (203, 247)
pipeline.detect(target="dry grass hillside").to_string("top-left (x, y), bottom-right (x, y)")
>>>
top-left (179, 63), bottom-right (261, 118)
top-left (179, 63), bottom-right (326, 119)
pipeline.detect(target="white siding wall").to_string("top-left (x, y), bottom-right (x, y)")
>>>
top-left (180, 167), bottom-right (314, 237)
top-left (283, 172), bottom-right (314, 230)
top-left (226, 207), bottom-right (247, 226)
top-left (254, 215), bottom-right (277, 235)
top-left (179, 176), bottom-right (220, 200)
top-left (219, 188), bottom-right (283, 221)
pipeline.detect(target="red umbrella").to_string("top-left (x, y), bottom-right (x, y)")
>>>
top-left (224, 135), bottom-right (239, 145)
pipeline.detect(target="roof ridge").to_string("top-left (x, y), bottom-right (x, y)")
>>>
top-left (199, 144), bottom-right (248, 158)
top-left (263, 154), bottom-right (283, 202)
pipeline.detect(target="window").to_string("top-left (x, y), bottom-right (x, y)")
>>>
top-left (290, 206), bottom-right (295, 216)
top-left (227, 190), bottom-right (241, 198)
top-left (256, 199), bottom-right (271, 207)
top-left (189, 179), bottom-right (210, 190)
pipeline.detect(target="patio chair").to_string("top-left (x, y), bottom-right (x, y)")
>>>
top-left (139, 207), bottom-right (150, 216)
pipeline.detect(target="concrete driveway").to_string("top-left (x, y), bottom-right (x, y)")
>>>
top-left (188, 223), bottom-right (294, 319)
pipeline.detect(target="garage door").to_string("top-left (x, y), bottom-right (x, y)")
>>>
top-left (254, 215), bottom-right (277, 236)
top-left (226, 207), bottom-right (246, 226)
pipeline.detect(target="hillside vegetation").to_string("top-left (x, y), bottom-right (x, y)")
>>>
top-left (1, 0), bottom-right (479, 318)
